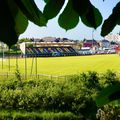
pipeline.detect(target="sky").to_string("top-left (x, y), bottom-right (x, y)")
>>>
top-left (20, 0), bottom-right (120, 41)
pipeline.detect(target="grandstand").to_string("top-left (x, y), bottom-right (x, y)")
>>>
top-left (20, 42), bottom-right (78, 57)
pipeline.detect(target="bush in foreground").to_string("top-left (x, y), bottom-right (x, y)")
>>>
top-left (0, 111), bottom-right (80, 120)
top-left (0, 70), bottom-right (119, 119)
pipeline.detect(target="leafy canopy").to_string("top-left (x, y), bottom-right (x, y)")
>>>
top-left (0, 0), bottom-right (120, 47)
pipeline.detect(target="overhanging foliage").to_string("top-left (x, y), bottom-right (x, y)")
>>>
top-left (96, 84), bottom-right (120, 107)
top-left (0, 0), bottom-right (120, 48)
top-left (0, 0), bottom-right (46, 47)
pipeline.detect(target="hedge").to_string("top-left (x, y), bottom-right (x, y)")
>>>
top-left (0, 111), bottom-right (80, 120)
top-left (0, 70), bottom-right (119, 119)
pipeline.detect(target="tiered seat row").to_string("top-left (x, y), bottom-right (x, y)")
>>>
top-left (25, 47), bottom-right (78, 57)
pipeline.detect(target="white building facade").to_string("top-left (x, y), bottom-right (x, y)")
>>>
top-left (105, 34), bottom-right (120, 42)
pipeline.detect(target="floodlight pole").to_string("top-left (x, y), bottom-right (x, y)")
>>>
top-left (92, 29), bottom-right (94, 48)
top-left (92, 29), bottom-right (95, 50)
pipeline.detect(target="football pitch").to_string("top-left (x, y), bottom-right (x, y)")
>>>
top-left (0, 54), bottom-right (120, 75)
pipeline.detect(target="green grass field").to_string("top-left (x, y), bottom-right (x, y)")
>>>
top-left (0, 54), bottom-right (120, 75)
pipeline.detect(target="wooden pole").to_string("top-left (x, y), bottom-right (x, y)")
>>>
top-left (1, 42), bottom-right (4, 69)
top-left (35, 42), bottom-right (37, 78)
top-left (30, 57), bottom-right (34, 75)
top-left (25, 43), bottom-right (27, 80)
top-left (8, 48), bottom-right (10, 71)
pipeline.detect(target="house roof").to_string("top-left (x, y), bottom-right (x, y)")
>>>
top-left (84, 39), bottom-right (97, 43)
top-left (101, 39), bottom-right (109, 43)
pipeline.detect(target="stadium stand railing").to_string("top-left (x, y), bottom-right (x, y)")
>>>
top-left (25, 47), bottom-right (78, 57)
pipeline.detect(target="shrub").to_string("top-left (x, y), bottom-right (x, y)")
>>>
top-left (0, 111), bottom-right (80, 120)
top-left (0, 71), bottom-right (119, 119)
top-left (0, 110), bottom-right (12, 120)
top-left (96, 105), bottom-right (120, 120)
top-left (101, 70), bottom-right (120, 87)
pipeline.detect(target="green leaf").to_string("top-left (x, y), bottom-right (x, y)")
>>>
top-left (117, 18), bottom-right (120, 25)
top-left (58, 0), bottom-right (79, 31)
top-left (113, 2), bottom-right (120, 25)
top-left (14, 0), bottom-right (47, 26)
top-left (7, 0), bottom-right (28, 36)
top-left (43, 0), bottom-right (65, 20)
top-left (72, 0), bottom-right (90, 16)
top-left (101, 15), bottom-right (117, 36)
top-left (0, 0), bottom-right (28, 47)
top-left (81, 4), bottom-right (103, 29)
top-left (101, 2), bottom-right (120, 36)
top-left (113, 2), bottom-right (120, 14)
top-left (96, 84), bottom-right (120, 107)
top-left (43, 0), bottom-right (50, 3)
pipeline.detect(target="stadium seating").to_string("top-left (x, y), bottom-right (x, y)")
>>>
top-left (25, 47), bottom-right (78, 57)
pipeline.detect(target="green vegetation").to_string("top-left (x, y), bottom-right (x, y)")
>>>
top-left (0, 111), bottom-right (78, 120)
top-left (1, 1), bottom-right (120, 46)
top-left (1, 1), bottom-right (120, 118)
top-left (0, 54), bottom-right (120, 75)
top-left (18, 38), bottom-right (32, 43)
top-left (0, 71), bottom-right (119, 119)
top-left (0, 1), bottom-right (120, 119)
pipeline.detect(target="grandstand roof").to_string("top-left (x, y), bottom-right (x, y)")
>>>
top-left (20, 42), bottom-right (76, 52)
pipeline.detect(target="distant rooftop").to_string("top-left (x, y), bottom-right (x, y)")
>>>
top-left (105, 34), bottom-right (120, 42)
top-left (101, 39), bottom-right (109, 42)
